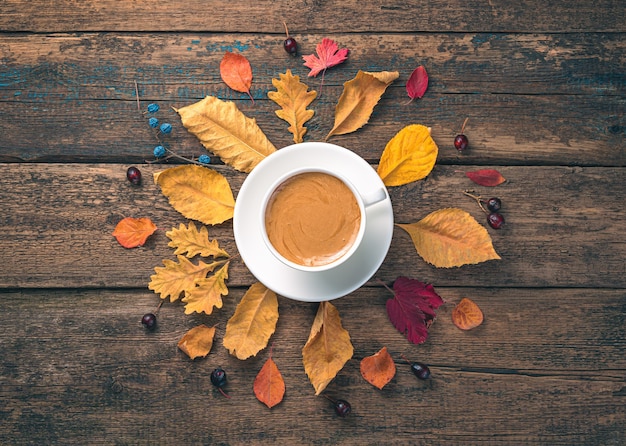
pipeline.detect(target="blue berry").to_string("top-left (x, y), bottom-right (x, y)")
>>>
top-left (198, 154), bottom-right (211, 164)
top-left (153, 145), bottom-right (166, 158)
top-left (147, 103), bottom-right (160, 113)
top-left (160, 123), bottom-right (172, 134)
top-left (148, 117), bottom-right (159, 128)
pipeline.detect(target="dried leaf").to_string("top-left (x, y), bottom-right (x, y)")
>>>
top-left (386, 277), bottom-right (444, 344)
top-left (223, 283), bottom-right (279, 360)
top-left (360, 347), bottom-right (396, 389)
top-left (406, 66), bottom-right (428, 101)
top-left (302, 38), bottom-right (349, 77)
top-left (177, 325), bottom-right (216, 359)
top-left (148, 255), bottom-right (219, 302)
top-left (466, 169), bottom-right (506, 187)
top-left (268, 70), bottom-right (317, 143)
top-left (220, 52), bottom-right (254, 102)
top-left (397, 208), bottom-right (501, 268)
top-left (166, 221), bottom-right (229, 259)
top-left (112, 217), bottom-right (157, 248)
top-left (176, 96), bottom-right (277, 173)
top-left (377, 124), bottom-right (439, 186)
top-left (154, 165), bottom-right (235, 225)
top-left (253, 354), bottom-right (285, 409)
top-left (326, 70), bottom-right (399, 139)
top-left (182, 262), bottom-right (229, 315)
top-left (452, 298), bottom-right (484, 330)
top-left (302, 301), bottom-right (353, 395)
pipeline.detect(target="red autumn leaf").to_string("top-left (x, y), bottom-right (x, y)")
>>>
top-left (253, 355), bottom-right (285, 409)
top-left (386, 277), bottom-right (444, 344)
top-left (112, 217), bottom-right (157, 248)
top-left (360, 346), bottom-right (396, 390)
top-left (465, 169), bottom-right (506, 187)
top-left (220, 52), bottom-right (254, 102)
top-left (302, 38), bottom-right (349, 77)
top-left (406, 66), bottom-right (428, 101)
top-left (452, 297), bottom-right (484, 330)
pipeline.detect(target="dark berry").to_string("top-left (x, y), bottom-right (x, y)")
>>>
top-left (210, 368), bottom-right (227, 388)
top-left (334, 399), bottom-right (351, 417)
top-left (126, 166), bottom-right (142, 185)
top-left (141, 313), bottom-right (157, 330)
top-left (284, 37), bottom-right (298, 55)
top-left (488, 212), bottom-right (505, 229)
top-left (486, 197), bottom-right (502, 212)
top-left (410, 362), bottom-right (431, 380)
top-left (454, 134), bottom-right (469, 151)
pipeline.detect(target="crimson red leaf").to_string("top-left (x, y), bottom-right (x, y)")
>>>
top-left (385, 277), bottom-right (444, 344)
top-left (406, 66), bottom-right (428, 100)
top-left (465, 169), bottom-right (506, 187)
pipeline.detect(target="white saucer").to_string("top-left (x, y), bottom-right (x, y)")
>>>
top-left (233, 142), bottom-right (394, 302)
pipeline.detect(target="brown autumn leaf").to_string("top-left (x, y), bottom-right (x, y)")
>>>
top-left (223, 282), bottom-right (279, 360)
top-left (166, 221), bottom-right (229, 259)
top-left (452, 298), bottom-right (484, 330)
top-left (253, 353), bottom-right (285, 409)
top-left (177, 324), bottom-right (216, 360)
top-left (360, 346), bottom-right (396, 390)
top-left (148, 255), bottom-right (220, 302)
top-left (397, 208), bottom-right (501, 268)
top-left (220, 52), bottom-right (254, 102)
top-left (302, 301), bottom-right (353, 395)
top-left (326, 70), bottom-right (399, 139)
top-left (182, 261), bottom-right (229, 315)
top-left (112, 217), bottom-right (157, 248)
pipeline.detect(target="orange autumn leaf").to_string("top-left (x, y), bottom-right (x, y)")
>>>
top-left (177, 324), bottom-right (216, 359)
top-left (112, 217), bottom-right (157, 248)
top-left (452, 298), bottom-right (484, 330)
top-left (360, 346), bottom-right (396, 390)
top-left (253, 354), bottom-right (285, 409)
top-left (220, 52), bottom-right (254, 102)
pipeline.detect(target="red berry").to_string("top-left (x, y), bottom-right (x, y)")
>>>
top-left (486, 197), bottom-right (502, 212)
top-left (334, 399), bottom-right (351, 417)
top-left (141, 313), bottom-right (156, 330)
top-left (488, 212), bottom-right (505, 229)
top-left (454, 134), bottom-right (468, 151)
top-left (410, 361), bottom-right (431, 380)
top-left (284, 37), bottom-right (297, 55)
top-left (126, 166), bottom-right (142, 185)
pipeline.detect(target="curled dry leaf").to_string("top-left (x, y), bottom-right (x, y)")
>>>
top-left (148, 255), bottom-right (220, 302)
top-left (166, 221), bottom-right (229, 259)
top-left (182, 261), bottom-right (230, 315)
top-left (360, 346), bottom-right (396, 390)
top-left (466, 169), bottom-right (506, 187)
top-left (177, 324), bottom-right (216, 360)
top-left (220, 52), bottom-right (254, 102)
top-left (397, 208), bottom-right (501, 268)
top-left (112, 217), bottom-right (157, 248)
top-left (452, 298), bottom-right (484, 330)
top-left (254, 354), bottom-right (286, 409)
top-left (406, 66), bottom-right (428, 101)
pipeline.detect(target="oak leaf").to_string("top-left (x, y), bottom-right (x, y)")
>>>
top-left (406, 66), bottom-right (429, 101)
top-left (268, 69), bottom-right (317, 143)
top-left (360, 346), bottom-right (396, 389)
top-left (223, 282), bottom-right (279, 360)
top-left (302, 301), bottom-right (353, 395)
top-left (466, 169), bottom-right (506, 187)
top-left (397, 208), bottom-right (501, 267)
top-left (176, 96), bottom-right (277, 173)
top-left (326, 70), bottom-right (399, 139)
top-left (112, 217), bottom-right (157, 248)
top-left (220, 52), bottom-right (254, 102)
top-left (148, 255), bottom-right (220, 302)
top-left (377, 124), bottom-right (439, 186)
top-left (154, 165), bottom-right (235, 225)
top-left (452, 298), bottom-right (484, 330)
top-left (166, 221), bottom-right (229, 259)
top-left (182, 261), bottom-right (229, 315)
top-left (253, 353), bottom-right (285, 409)
top-left (177, 324), bottom-right (216, 360)
top-left (302, 38), bottom-right (349, 78)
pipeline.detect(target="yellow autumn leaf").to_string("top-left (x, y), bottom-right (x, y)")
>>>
top-left (377, 124), bottom-right (439, 186)
top-left (166, 221), bottom-right (229, 259)
top-left (148, 255), bottom-right (220, 301)
top-left (397, 208), bottom-right (501, 268)
top-left (177, 324), bottom-right (216, 360)
top-left (302, 301), bottom-right (353, 395)
top-left (176, 96), bottom-right (277, 173)
top-left (326, 70), bottom-right (399, 139)
top-left (268, 69), bottom-right (317, 144)
top-left (223, 282), bottom-right (279, 360)
top-left (182, 262), bottom-right (229, 315)
top-left (154, 165), bottom-right (235, 225)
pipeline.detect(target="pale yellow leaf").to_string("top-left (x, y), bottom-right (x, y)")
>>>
top-left (154, 165), bottom-right (235, 225)
top-left (302, 301), bottom-right (353, 395)
top-left (182, 262), bottom-right (229, 315)
top-left (177, 325), bottom-right (216, 359)
top-left (223, 282), bottom-right (279, 360)
top-left (326, 70), bottom-right (398, 139)
top-left (166, 221), bottom-right (229, 259)
top-left (268, 69), bottom-right (317, 144)
top-left (377, 124), bottom-right (439, 186)
top-left (397, 208), bottom-right (501, 268)
top-left (148, 255), bottom-right (220, 302)
top-left (176, 96), bottom-right (276, 172)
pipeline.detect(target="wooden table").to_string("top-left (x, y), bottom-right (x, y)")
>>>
top-left (1, 1), bottom-right (624, 444)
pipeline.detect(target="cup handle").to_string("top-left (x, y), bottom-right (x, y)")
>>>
top-left (361, 188), bottom-right (387, 208)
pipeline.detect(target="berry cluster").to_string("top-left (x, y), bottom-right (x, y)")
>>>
top-left (463, 191), bottom-right (505, 229)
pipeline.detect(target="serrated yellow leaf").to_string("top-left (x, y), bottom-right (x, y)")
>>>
top-left (302, 301), bottom-right (353, 395)
top-left (154, 165), bottom-right (235, 225)
top-left (268, 70), bottom-right (317, 144)
top-left (377, 124), bottom-right (439, 186)
top-left (326, 70), bottom-right (398, 139)
top-left (223, 282), bottom-right (278, 360)
top-left (177, 324), bottom-right (216, 359)
top-left (176, 96), bottom-right (276, 173)
top-left (166, 221), bottom-right (229, 259)
top-left (148, 255), bottom-right (220, 302)
top-left (397, 208), bottom-right (501, 268)
top-left (182, 262), bottom-right (229, 315)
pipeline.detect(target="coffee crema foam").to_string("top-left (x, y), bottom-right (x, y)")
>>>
top-left (264, 172), bottom-right (361, 267)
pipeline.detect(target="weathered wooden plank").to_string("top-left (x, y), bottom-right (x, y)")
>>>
top-left (0, 0), bottom-right (624, 33)
top-left (0, 288), bottom-right (624, 444)
top-left (1, 163), bottom-right (625, 289)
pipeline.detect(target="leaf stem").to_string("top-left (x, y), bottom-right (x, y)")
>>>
top-left (376, 278), bottom-right (395, 296)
